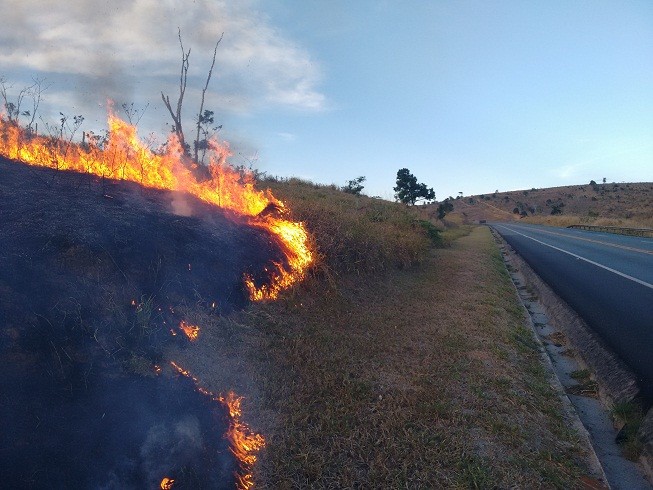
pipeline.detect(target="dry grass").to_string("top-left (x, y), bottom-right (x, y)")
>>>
top-left (262, 177), bottom-right (436, 276)
top-left (181, 226), bottom-right (596, 488)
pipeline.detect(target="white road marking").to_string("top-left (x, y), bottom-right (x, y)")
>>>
top-left (496, 225), bottom-right (653, 290)
top-left (530, 227), bottom-right (653, 255)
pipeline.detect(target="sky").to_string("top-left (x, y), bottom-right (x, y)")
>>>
top-left (0, 0), bottom-right (652, 201)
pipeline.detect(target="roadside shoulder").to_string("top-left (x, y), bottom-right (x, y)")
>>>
top-left (490, 226), bottom-right (652, 489)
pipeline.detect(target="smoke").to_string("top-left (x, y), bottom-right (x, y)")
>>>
top-left (171, 191), bottom-right (193, 217)
top-left (0, 0), bottom-right (325, 126)
top-left (140, 416), bottom-right (204, 487)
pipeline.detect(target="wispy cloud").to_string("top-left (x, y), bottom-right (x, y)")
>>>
top-left (276, 132), bottom-right (296, 141)
top-left (0, 0), bottom-right (325, 117)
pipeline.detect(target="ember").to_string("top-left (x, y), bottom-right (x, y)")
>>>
top-left (179, 320), bottom-right (200, 341)
top-left (160, 476), bottom-right (175, 489)
top-left (0, 108), bottom-right (313, 299)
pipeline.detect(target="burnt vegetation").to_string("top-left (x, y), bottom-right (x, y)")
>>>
top-left (0, 158), bottom-right (285, 487)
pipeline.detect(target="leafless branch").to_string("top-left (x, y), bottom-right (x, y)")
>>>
top-left (194, 32), bottom-right (223, 162)
top-left (161, 27), bottom-right (190, 154)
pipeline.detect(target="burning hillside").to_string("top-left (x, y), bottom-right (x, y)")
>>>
top-left (0, 110), bottom-right (313, 300)
top-left (0, 110), bottom-right (312, 487)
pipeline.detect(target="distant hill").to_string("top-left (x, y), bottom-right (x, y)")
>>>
top-left (432, 181), bottom-right (653, 228)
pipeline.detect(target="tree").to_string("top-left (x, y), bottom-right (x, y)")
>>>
top-left (437, 198), bottom-right (454, 219)
top-left (1, 76), bottom-right (48, 133)
top-left (193, 33), bottom-right (223, 163)
top-left (161, 29), bottom-right (190, 154)
top-left (161, 28), bottom-right (223, 160)
top-left (343, 176), bottom-right (366, 195)
top-left (393, 168), bottom-right (435, 205)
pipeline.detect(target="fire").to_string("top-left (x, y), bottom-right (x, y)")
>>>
top-left (169, 361), bottom-right (264, 489)
top-left (160, 477), bottom-right (175, 489)
top-left (179, 320), bottom-right (200, 341)
top-left (220, 392), bottom-right (266, 490)
top-left (0, 109), bottom-right (313, 300)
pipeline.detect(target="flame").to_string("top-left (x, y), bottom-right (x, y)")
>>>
top-left (179, 321), bottom-right (200, 341)
top-left (160, 477), bottom-right (175, 489)
top-left (169, 361), bottom-right (264, 489)
top-left (0, 110), bottom-right (313, 300)
top-left (220, 392), bottom-right (266, 490)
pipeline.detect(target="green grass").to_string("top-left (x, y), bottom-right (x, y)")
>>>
top-left (612, 401), bottom-right (645, 460)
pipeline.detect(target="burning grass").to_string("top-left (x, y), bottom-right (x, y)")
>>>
top-left (260, 177), bottom-right (437, 277)
top-left (1, 108), bottom-right (606, 487)
top-left (172, 212), bottom-right (602, 487)
top-left (0, 112), bottom-right (313, 301)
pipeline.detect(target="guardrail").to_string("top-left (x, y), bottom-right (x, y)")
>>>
top-left (567, 224), bottom-right (653, 238)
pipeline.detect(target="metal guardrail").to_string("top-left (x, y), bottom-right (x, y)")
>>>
top-left (567, 224), bottom-right (653, 238)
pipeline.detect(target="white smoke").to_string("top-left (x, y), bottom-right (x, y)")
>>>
top-left (139, 416), bottom-right (204, 487)
top-left (0, 0), bottom-right (324, 122)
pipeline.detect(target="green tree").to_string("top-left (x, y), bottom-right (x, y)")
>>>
top-left (437, 198), bottom-right (454, 219)
top-left (393, 168), bottom-right (435, 205)
top-left (343, 176), bottom-right (366, 195)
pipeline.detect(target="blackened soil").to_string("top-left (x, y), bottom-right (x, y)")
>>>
top-left (0, 157), bottom-right (285, 488)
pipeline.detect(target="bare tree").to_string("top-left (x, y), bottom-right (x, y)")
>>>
top-left (160, 28), bottom-right (224, 163)
top-left (0, 76), bottom-right (48, 132)
top-left (161, 28), bottom-right (190, 155)
top-left (194, 32), bottom-right (223, 163)
top-left (121, 101), bottom-right (149, 126)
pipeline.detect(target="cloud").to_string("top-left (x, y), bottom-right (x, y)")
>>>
top-left (276, 132), bottom-right (296, 141)
top-left (0, 0), bottom-right (325, 116)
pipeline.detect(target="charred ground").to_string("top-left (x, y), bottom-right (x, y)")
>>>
top-left (0, 157), bottom-right (285, 488)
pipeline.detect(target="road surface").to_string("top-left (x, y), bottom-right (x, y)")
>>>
top-left (491, 222), bottom-right (653, 401)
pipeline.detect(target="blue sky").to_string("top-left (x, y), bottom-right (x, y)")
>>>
top-left (1, 1), bottom-right (652, 200)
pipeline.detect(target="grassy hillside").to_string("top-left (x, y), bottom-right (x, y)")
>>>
top-left (435, 181), bottom-right (653, 228)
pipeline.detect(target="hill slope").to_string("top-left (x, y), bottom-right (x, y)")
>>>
top-left (435, 181), bottom-right (653, 228)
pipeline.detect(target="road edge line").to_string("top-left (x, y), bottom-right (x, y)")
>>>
top-left (496, 224), bottom-right (653, 290)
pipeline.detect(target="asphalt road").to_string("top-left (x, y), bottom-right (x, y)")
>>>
top-left (491, 222), bottom-right (653, 401)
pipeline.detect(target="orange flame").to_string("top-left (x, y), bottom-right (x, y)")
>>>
top-left (219, 392), bottom-right (266, 490)
top-left (169, 361), bottom-right (264, 489)
top-left (160, 477), bottom-right (175, 489)
top-left (179, 321), bottom-right (200, 341)
top-left (0, 109), bottom-right (313, 300)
